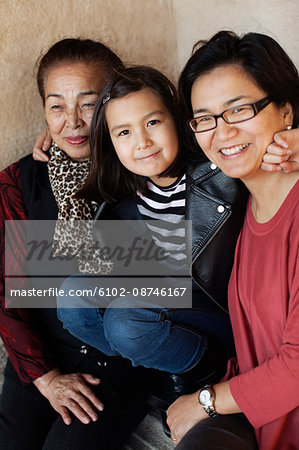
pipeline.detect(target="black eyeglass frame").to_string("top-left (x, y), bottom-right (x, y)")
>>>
top-left (189, 96), bottom-right (273, 133)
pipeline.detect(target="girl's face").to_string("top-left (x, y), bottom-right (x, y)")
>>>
top-left (191, 64), bottom-right (293, 182)
top-left (45, 62), bottom-right (104, 161)
top-left (105, 88), bottom-right (179, 186)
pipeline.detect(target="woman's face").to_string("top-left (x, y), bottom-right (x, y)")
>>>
top-left (105, 88), bottom-right (179, 186)
top-left (191, 64), bottom-right (293, 181)
top-left (44, 62), bottom-right (105, 161)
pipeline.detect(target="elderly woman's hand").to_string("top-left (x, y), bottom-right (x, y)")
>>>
top-left (33, 368), bottom-right (104, 425)
top-left (32, 128), bottom-right (52, 162)
top-left (262, 128), bottom-right (299, 173)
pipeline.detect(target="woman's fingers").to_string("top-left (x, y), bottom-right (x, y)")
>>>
top-left (78, 375), bottom-right (104, 412)
top-left (167, 393), bottom-right (205, 445)
top-left (52, 374), bottom-right (104, 423)
top-left (262, 142), bottom-right (289, 171)
top-left (42, 128), bottom-right (52, 150)
top-left (279, 160), bottom-right (299, 173)
top-left (57, 405), bottom-right (72, 425)
top-left (260, 161), bottom-right (281, 172)
top-left (64, 396), bottom-right (97, 424)
top-left (81, 373), bottom-right (102, 385)
top-left (32, 128), bottom-right (51, 161)
top-left (262, 128), bottom-right (299, 173)
top-left (33, 146), bottom-right (49, 162)
top-left (273, 128), bottom-right (298, 150)
top-left (34, 370), bottom-right (104, 425)
top-left (266, 143), bottom-right (291, 158)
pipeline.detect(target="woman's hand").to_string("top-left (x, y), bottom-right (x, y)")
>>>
top-left (166, 391), bottom-right (206, 445)
top-left (33, 368), bottom-right (104, 425)
top-left (166, 381), bottom-right (241, 445)
top-left (32, 128), bottom-right (52, 161)
top-left (262, 129), bottom-right (299, 173)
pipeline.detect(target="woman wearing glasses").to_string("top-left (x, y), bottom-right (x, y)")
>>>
top-left (167, 31), bottom-right (299, 450)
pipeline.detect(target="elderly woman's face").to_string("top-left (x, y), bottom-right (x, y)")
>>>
top-left (44, 62), bottom-right (104, 160)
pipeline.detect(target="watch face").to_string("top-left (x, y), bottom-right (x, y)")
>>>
top-left (199, 389), bottom-right (211, 404)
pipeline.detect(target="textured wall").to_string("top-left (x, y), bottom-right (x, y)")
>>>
top-left (0, 0), bottom-right (298, 170)
top-left (173, 0), bottom-right (299, 75)
top-left (0, 0), bottom-right (177, 170)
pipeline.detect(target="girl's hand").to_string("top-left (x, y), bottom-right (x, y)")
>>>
top-left (166, 391), bottom-right (206, 445)
top-left (32, 128), bottom-right (52, 162)
top-left (262, 129), bottom-right (299, 173)
top-left (33, 368), bottom-right (104, 425)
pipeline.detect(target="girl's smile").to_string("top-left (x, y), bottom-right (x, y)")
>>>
top-left (105, 88), bottom-right (179, 186)
top-left (135, 150), bottom-right (161, 161)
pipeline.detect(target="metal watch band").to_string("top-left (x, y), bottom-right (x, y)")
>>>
top-left (203, 404), bottom-right (218, 418)
top-left (198, 385), bottom-right (218, 418)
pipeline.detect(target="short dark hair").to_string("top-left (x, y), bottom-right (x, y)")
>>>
top-left (80, 65), bottom-right (198, 203)
top-left (179, 31), bottom-right (299, 128)
top-left (36, 38), bottom-right (124, 104)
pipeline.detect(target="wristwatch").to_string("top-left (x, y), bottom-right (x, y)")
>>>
top-left (198, 385), bottom-right (218, 418)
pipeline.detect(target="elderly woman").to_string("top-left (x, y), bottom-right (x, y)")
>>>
top-left (167, 31), bottom-right (299, 450)
top-left (0, 38), bottom-right (148, 450)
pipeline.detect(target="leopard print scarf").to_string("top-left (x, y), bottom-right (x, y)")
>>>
top-left (47, 142), bottom-right (94, 220)
top-left (48, 143), bottom-right (112, 274)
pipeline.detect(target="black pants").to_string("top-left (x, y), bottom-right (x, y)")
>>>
top-left (0, 359), bottom-right (149, 450)
top-left (176, 413), bottom-right (257, 450)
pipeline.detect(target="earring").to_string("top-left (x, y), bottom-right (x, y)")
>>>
top-left (286, 125), bottom-right (292, 130)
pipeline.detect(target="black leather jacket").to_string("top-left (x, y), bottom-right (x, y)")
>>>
top-left (94, 159), bottom-right (248, 315)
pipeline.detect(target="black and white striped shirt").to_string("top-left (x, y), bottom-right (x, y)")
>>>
top-left (136, 174), bottom-right (187, 268)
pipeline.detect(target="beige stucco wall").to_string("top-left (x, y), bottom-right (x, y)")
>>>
top-left (173, 0), bottom-right (299, 76)
top-left (0, 0), bottom-right (177, 170)
top-left (0, 0), bottom-right (298, 170)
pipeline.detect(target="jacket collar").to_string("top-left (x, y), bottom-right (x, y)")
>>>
top-left (94, 196), bottom-right (142, 222)
top-left (186, 161), bottom-right (233, 259)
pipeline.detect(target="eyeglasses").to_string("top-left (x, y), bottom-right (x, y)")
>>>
top-left (189, 96), bottom-right (272, 133)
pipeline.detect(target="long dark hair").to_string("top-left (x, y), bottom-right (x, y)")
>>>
top-left (80, 65), bottom-right (199, 203)
top-left (36, 38), bottom-right (124, 105)
top-left (179, 31), bottom-right (299, 128)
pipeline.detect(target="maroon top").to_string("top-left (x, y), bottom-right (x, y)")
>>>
top-left (0, 162), bottom-right (54, 384)
top-left (227, 180), bottom-right (299, 449)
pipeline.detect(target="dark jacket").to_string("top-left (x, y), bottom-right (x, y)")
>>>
top-left (94, 159), bottom-right (248, 314)
top-left (0, 154), bottom-right (147, 390)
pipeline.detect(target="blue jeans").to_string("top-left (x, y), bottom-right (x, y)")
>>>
top-left (57, 276), bottom-right (234, 373)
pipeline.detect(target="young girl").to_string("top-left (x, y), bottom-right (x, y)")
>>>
top-left (167, 31), bottom-right (299, 450)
